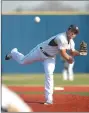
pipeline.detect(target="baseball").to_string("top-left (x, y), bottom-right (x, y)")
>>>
top-left (34, 16), bottom-right (40, 23)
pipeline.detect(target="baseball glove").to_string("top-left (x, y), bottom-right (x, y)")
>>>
top-left (79, 41), bottom-right (87, 55)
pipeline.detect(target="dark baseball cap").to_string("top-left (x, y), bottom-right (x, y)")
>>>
top-left (68, 25), bottom-right (79, 34)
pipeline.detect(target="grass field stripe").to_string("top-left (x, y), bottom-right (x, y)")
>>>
top-left (15, 91), bottom-right (89, 96)
top-left (2, 74), bottom-right (89, 86)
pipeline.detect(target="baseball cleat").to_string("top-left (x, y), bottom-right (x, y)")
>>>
top-left (44, 102), bottom-right (53, 105)
top-left (5, 54), bottom-right (12, 60)
top-left (5, 48), bottom-right (18, 60)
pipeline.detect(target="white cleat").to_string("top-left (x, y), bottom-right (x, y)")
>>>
top-left (44, 102), bottom-right (53, 105)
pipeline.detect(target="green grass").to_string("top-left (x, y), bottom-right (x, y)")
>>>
top-left (2, 73), bottom-right (89, 86)
top-left (15, 91), bottom-right (89, 96)
top-left (2, 73), bottom-right (89, 96)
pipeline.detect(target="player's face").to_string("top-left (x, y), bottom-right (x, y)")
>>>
top-left (67, 30), bottom-right (76, 39)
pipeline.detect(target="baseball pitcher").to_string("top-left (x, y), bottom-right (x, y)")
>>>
top-left (5, 25), bottom-right (87, 105)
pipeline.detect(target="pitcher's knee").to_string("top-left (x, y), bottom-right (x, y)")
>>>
top-left (20, 61), bottom-right (24, 65)
top-left (19, 60), bottom-right (26, 65)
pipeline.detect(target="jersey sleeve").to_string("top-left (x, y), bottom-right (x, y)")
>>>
top-left (55, 35), bottom-right (67, 50)
top-left (70, 40), bottom-right (75, 51)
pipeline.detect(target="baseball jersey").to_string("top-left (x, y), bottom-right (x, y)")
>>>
top-left (38, 32), bottom-right (75, 56)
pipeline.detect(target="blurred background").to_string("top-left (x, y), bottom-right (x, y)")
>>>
top-left (2, 1), bottom-right (89, 73)
top-left (1, 1), bottom-right (89, 85)
top-left (2, 1), bottom-right (89, 12)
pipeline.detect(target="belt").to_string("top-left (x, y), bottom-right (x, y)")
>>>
top-left (40, 47), bottom-right (53, 57)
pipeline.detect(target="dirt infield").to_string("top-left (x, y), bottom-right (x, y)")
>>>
top-left (8, 86), bottom-right (89, 112)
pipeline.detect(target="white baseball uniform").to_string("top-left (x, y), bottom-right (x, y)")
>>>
top-left (2, 85), bottom-right (32, 112)
top-left (10, 32), bottom-right (75, 103)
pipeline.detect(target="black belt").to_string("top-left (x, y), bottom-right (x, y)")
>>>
top-left (40, 47), bottom-right (53, 57)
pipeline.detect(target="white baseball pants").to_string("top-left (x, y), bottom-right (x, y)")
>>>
top-left (11, 47), bottom-right (56, 103)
